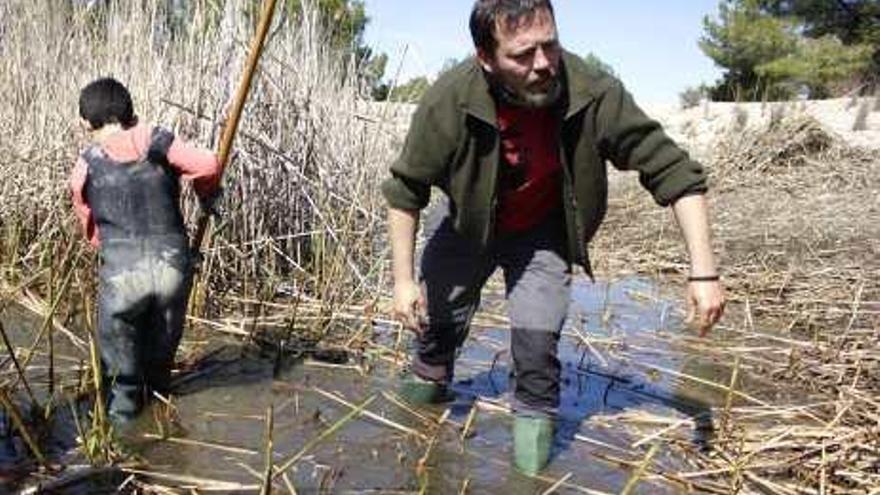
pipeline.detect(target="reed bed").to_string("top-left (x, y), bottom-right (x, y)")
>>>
top-left (587, 114), bottom-right (879, 493)
top-left (1, 1), bottom-right (878, 493)
top-left (0, 0), bottom-right (402, 321)
top-left (0, 0), bottom-right (401, 361)
top-left (0, 0), bottom-right (401, 490)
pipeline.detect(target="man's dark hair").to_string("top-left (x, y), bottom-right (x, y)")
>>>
top-left (78, 77), bottom-right (137, 130)
top-left (469, 0), bottom-right (555, 55)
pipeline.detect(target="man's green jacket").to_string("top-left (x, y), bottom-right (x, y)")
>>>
top-left (381, 51), bottom-right (707, 276)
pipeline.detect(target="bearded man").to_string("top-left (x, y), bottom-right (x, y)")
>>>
top-left (382, 0), bottom-right (725, 474)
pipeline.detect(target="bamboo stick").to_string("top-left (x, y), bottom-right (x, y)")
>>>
top-left (122, 468), bottom-right (261, 491)
top-left (0, 320), bottom-right (38, 407)
top-left (140, 433), bottom-right (258, 456)
top-left (304, 385), bottom-right (427, 439)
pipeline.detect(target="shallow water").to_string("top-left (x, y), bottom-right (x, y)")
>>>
top-left (2, 277), bottom-right (748, 493)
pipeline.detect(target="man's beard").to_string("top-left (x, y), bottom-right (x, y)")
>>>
top-left (491, 75), bottom-right (562, 109)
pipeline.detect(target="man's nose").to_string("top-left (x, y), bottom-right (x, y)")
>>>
top-left (533, 46), bottom-right (551, 72)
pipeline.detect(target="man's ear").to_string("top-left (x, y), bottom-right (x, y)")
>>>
top-left (476, 48), bottom-right (494, 73)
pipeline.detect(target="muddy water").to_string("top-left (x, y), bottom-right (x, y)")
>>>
top-left (0, 304), bottom-right (98, 493)
top-left (2, 277), bottom-right (748, 493)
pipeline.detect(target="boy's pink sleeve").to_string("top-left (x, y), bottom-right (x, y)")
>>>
top-left (166, 136), bottom-right (221, 199)
top-left (70, 157), bottom-right (99, 247)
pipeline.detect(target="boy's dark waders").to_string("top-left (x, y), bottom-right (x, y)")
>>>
top-left (83, 128), bottom-right (192, 423)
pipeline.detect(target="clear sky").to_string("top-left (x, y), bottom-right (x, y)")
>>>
top-left (363, 0), bottom-right (724, 105)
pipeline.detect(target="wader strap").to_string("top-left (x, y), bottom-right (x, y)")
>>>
top-left (147, 127), bottom-right (175, 166)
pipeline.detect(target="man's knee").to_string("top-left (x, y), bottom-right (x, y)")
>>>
top-left (505, 251), bottom-right (570, 331)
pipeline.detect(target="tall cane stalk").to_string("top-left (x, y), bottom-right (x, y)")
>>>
top-left (189, 0), bottom-right (279, 317)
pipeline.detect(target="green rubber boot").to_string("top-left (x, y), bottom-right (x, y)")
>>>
top-left (399, 373), bottom-right (451, 405)
top-left (513, 414), bottom-right (554, 475)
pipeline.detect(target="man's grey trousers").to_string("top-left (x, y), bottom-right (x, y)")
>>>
top-left (413, 200), bottom-right (571, 412)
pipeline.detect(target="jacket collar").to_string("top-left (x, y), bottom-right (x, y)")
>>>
top-left (463, 50), bottom-right (605, 127)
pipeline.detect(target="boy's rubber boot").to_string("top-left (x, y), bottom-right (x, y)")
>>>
top-left (399, 373), bottom-right (452, 405)
top-left (513, 413), bottom-right (554, 475)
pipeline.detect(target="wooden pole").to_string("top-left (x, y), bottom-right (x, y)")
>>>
top-left (191, 0), bottom-right (278, 252)
top-left (189, 0), bottom-right (278, 316)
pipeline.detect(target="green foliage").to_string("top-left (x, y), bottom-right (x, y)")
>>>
top-left (758, 0), bottom-right (880, 81)
top-left (388, 76), bottom-right (430, 103)
top-left (582, 52), bottom-right (617, 77)
top-left (701, 0), bottom-right (879, 100)
top-left (757, 35), bottom-right (874, 97)
top-left (700, 0), bottom-right (799, 100)
top-left (757, 0), bottom-right (880, 46)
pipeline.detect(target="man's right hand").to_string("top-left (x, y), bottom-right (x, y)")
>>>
top-left (388, 207), bottom-right (423, 333)
top-left (392, 279), bottom-right (425, 333)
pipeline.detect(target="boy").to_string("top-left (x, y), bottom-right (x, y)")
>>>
top-left (70, 78), bottom-right (221, 424)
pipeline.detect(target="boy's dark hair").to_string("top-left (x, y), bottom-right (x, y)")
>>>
top-left (78, 77), bottom-right (137, 130)
top-left (469, 0), bottom-right (555, 56)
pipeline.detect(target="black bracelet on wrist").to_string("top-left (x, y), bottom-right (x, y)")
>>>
top-left (688, 275), bottom-right (720, 282)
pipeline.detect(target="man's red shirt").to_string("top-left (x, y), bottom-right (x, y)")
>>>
top-left (495, 104), bottom-right (562, 234)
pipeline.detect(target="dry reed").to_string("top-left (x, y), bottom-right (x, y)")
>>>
top-left (2, 1), bottom-right (877, 493)
top-left (589, 112), bottom-right (879, 493)
top-left (0, 0), bottom-right (401, 325)
top-left (0, 0), bottom-right (402, 490)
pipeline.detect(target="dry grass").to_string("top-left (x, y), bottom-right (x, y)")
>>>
top-left (1, 1), bottom-right (878, 493)
top-left (591, 113), bottom-right (879, 493)
top-left (0, 0), bottom-right (400, 489)
top-left (0, 0), bottom-right (401, 318)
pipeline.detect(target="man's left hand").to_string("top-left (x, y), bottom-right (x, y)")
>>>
top-left (686, 280), bottom-right (725, 337)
